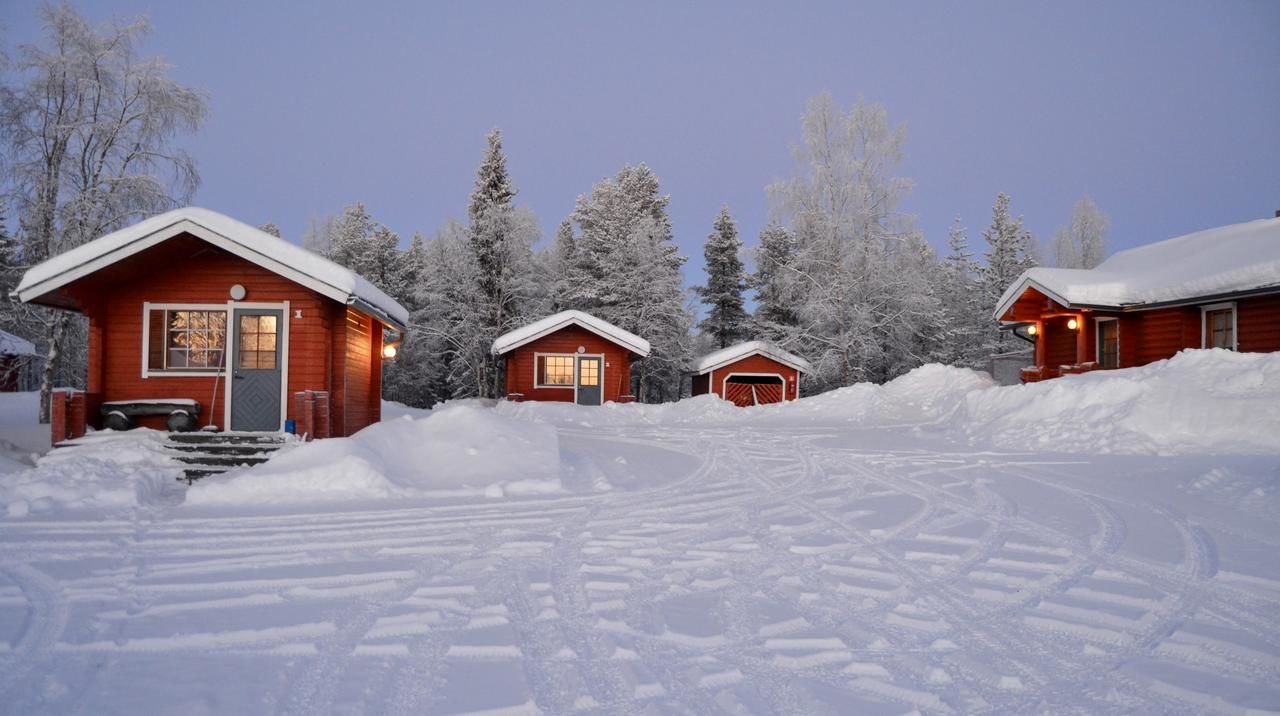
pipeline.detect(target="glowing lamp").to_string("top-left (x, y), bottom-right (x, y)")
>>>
top-left (1067, 318), bottom-right (1079, 330)
top-left (382, 343), bottom-right (399, 359)
top-left (1026, 325), bottom-right (1038, 336)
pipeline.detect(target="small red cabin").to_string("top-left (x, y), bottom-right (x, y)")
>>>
top-left (15, 207), bottom-right (408, 438)
top-left (493, 311), bottom-right (649, 405)
top-left (691, 341), bottom-right (810, 406)
top-left (995, 216), bottom-right (1280, 381)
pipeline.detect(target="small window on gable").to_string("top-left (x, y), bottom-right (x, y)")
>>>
top-left (1202, 304), bottom-right (1235, 351)
top-left (146, 307), bottom-right (227, 373)
top-left (537, 355), bottom-right (575, 387)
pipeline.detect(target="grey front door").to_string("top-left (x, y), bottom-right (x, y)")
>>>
top-left (230, 308), bottom-right (282, 431)
top-left (576, 356), bottom-right (602, 406)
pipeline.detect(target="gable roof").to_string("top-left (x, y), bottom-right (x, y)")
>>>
top-left (694, 340), bottom-right (812, 375)
top-left (492, 310), bottom-right (651, 357)
top-left (14, 207), bottom-right (409, 330)
top-left (995, 216), bottom-right (1280, 320)
top-left (0, 329), bottom-right (36, 357)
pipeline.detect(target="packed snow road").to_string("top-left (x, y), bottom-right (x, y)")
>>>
top-left (2, 421), bottom-right (1279, 715)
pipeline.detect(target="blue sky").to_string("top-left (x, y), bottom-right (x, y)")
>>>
top-left (4, 1), bottom-right (1278, 289)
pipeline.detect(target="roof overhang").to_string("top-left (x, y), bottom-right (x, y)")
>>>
top-left (995, 280), bottom-right (1280, 322)
top-left (15, 216), bottom-right (407, 332)
top-left (492, 313), bottom-right (650, 357)
top-left (693, 343), bottom-right (812, 375)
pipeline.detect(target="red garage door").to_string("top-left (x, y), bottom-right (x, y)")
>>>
top-left (723, 375), bottom-right (784, 407)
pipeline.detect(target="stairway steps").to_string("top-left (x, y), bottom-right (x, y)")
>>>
top-left (163, 432), bottom-right (292, 483)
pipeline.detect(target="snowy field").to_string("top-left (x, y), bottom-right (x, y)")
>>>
top-left (1, 350), bottom-right (1279, 715)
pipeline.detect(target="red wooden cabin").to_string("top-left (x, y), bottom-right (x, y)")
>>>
top-left (691, 341), bottom-right (810, 406)
top-left (15, 207), bottom-right (408, 438)
top-left (995, 215), bottom-right (1280, 382)
top-left (493, 310), bottom-right (650, 405)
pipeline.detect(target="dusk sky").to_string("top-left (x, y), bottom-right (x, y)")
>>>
top-left (4, 1), bottom-right (1278, 287)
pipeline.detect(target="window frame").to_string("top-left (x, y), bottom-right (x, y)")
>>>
top-left (1094, 317), bottom-right (1120, 369)
top-left (141, 302), bottom-right (230, 378)
top-left (1200, 301), bottom-right (1238, 351)
top-left (533, 352), bottom-right (577, 389)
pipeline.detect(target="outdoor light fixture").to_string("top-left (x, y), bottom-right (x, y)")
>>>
top-left (1026, 324), bottom-right (1038, 336)
top-left (382, 340), bottom-right (402, 359)
top-left (1067, 318), bottom-right (1079, 330)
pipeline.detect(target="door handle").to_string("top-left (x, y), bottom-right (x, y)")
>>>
top-left (233, 372), bottom-right (244, 379)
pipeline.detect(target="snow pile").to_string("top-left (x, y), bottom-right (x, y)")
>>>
top-left (0, 391), bottom-right (47, 473)
top-left (958, 349), bottom-right (1280, 455)
top-left (0, 430), bottom-right (179, 517)
top-left (495, 393), bottom-right (747, 428)
top-left (188, 403), bottom-right (562, 506)
top-left (778, 363), bottom-right (996, 426)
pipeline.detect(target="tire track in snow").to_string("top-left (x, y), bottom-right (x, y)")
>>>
top-left (0, 562), bottom-right (70, 703)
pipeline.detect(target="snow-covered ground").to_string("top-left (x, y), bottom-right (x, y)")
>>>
top-left (1, 350), bottom-right (1279, 714)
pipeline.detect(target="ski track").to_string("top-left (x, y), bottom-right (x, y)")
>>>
top-left (1, 425), bottom-right (1278, 714)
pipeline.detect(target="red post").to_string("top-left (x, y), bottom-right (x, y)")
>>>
top-left (51, 390), bottom-right (69, 444)
top-left (293, 390), bottom-right (315, 441)
top-left (68, 392), bottom-right (87, 439)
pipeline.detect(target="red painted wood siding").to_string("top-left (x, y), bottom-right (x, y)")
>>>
top-left (696, 354), bottom-right (800, 402)
top-left (503, 325), bottom-right (634, 403)
top-left (1239, 294), bottom-right (1280, 352)
top-left (60, 234), bottom-right (384, 434)
top-left (1031, 294), bottom-right (1280, 375)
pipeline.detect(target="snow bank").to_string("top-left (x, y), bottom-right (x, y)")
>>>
top-left (0, 391), bottom-right (48, 473)
top-left (188, 403), bottom-right (562, 506)
top-left (958, 349), bottom-right (1280, 455)
top-left (0, 430), bottom-right (179, 517)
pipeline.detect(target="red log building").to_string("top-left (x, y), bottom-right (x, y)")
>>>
top-left (691, 341), bottom-right (811, 406)
top-left (493, 311), bottom-right (649, 405)
top-left (995, 216), bottom-right (1280, 382)
top-left (15, 208), bottom-right (408, 438)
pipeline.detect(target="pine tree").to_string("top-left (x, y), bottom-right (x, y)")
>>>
top-left (465, 129), bottom-right (538, 398)
top-left (936, 219), bottom-right (987, 368)
top-left (980, 193), bottom-right (1038, 354)
top-left (560, 164), bottom-right (692, 402)
top-left (750, 222), bottom-right (799, 344)
top-left (695, 206), bottom-right (748, 348)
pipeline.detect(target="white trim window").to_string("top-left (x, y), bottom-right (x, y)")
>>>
top-left (142, 303), bottom-right (229, 376)
top-left (535, 354), bottom-right (576, 388)
top-left (1201, 302), bottom-right (1237, 350)
top-left (1095, 317), bottom-right (1119, 369)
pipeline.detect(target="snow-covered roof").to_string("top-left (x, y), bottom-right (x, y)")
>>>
top-left (14, 207), bottom-right (409, 330)
top-left (995, 216), bottom-right (1280, 319)
top-left (0, 329), bottom-right (36, 357)
top-left (492, 310), bottom-right (651, 357)
top-left (693, 340), bottom-right (812, 375)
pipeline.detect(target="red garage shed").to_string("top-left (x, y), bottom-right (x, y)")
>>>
top-left (691, 341), bottom-right (811, 406)
top-left (493, 310), bottom-right (649, 405)
top-left (15, 207), bottom-right (408, 439)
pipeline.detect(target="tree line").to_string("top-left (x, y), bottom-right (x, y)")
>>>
top-left (0, 4), bottom-right (1110, 416)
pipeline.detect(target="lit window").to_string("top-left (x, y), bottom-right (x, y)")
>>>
top-left (538, 355), bottom-right (575, 387)
top-left (238, 315), bottom-right (278, 370)
top-left (149, 309), bottom-right (226, 371)
top-left (1203, 305), bottom-right (1235, 350)
top-left (579, 359), bottom-right (599, 386)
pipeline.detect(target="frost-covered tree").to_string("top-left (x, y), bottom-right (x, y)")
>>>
top-left (749, 223), bottom-right (799, 344)
top-left (980, 193), bottom-right (1039, 353)
top-left (258, 222), bottom-right (282, 238)
top-left (560, 164), bottom-right (692, 402)
top-left (325, 202), bottom-right (408, 303)
top-left (695, 206), bottom-right (749, 348)
top-left (0, 4), bottom-right (207, 420)
top-left (766, 92), bottom-right (926, 388)
top-left (466, 129), bottom-right (540, 398)
top-left (934, 219), bottom-right (987, 368)
top-left (1052, 195), bottom-right (1109, 269)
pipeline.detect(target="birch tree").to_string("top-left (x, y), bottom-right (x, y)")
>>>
top-left (1052, 194), bottom-right (1109, 269)
top-left (0, 4), bottom-right (207, 421)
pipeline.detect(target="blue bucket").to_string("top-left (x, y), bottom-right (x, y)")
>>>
top-left (284, 419), bottom-right (297, 434)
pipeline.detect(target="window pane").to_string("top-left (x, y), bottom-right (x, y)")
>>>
top-left (539, 355), bottom-right (574, 386)
top-left (240, 351), bottom-right (258, 369)
top-left (256, 351), bottom-right (276, 370)
top-left (162, 310), bottom-right (228, 370)
top-left (259, 316), bottom-right (276, 333)
top-left (240, 315), bottom-right (257, 334)
top-left (241, 334), bottom-right (259, 351)
top-left (260, 333), bottom-right (277, 352)
top-left (168, 349), bottom-right (188, 368)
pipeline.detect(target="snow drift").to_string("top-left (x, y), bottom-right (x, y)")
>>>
top-left (958, 348), bottom-right (1280, 455)
top-left (187, 403), bottom-right (562, 506)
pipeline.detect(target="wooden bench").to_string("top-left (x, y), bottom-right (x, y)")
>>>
top-left (101, 400), bottom-right (202, 432)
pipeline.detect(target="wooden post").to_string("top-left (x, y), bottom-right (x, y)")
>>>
top-left (1076, 314), bottom-right (1089, 365)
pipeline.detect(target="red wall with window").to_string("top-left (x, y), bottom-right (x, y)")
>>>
top-left (502, 324), bottom-right (634, 403)
top-left (59, 234), bottom-right (383, 433)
